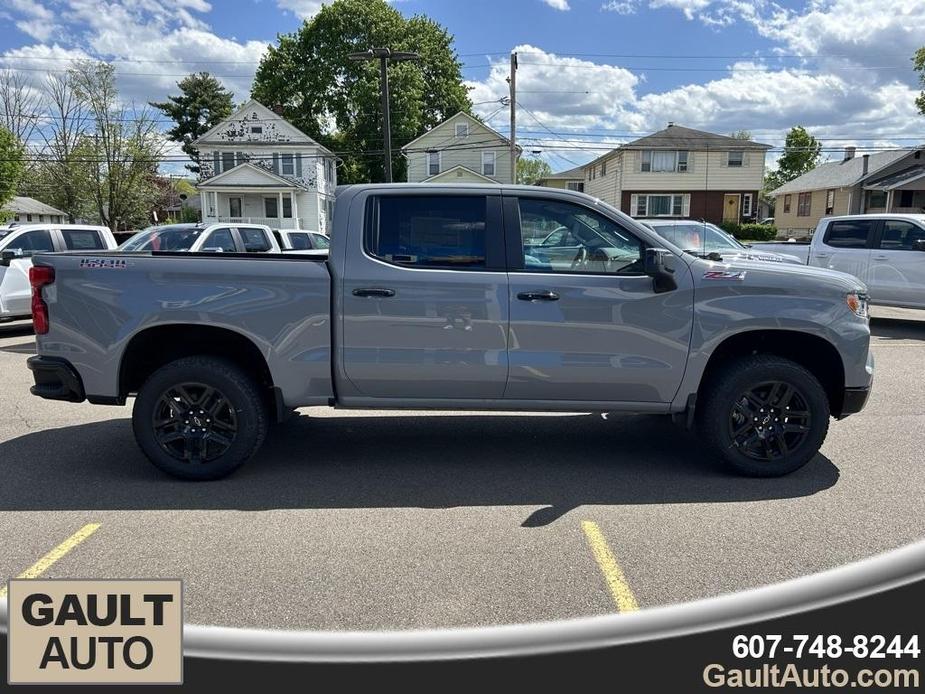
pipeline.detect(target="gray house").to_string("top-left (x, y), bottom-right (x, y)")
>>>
top-left (2, 196), bottom-right (67, 224)
top-left (771, 146), bottom-right (925, 235)
top-left (401, 112), bottom-right (519, 184)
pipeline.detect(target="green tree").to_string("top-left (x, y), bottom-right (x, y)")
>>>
top-left (70, 60), bottom-right (167, 230)
top-left (151, 72), bottom-right (234, 174)
top-left (251, 0), bottom-right (471, 183)
top-left (517, 157), bottom-right (552, 185)
top-left (0, 125), bottom-right (24, 219)
top-left (764, 126), bottom-right (822, 193)
top-left (915, 47), bottom-right (925, 116)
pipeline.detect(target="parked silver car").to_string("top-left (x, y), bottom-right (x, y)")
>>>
top-left (638, 219), bottom-right (803, 265)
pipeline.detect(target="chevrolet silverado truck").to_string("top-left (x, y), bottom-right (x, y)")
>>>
top-left (26, 184), bottom-right (874, 480)
top-left (753, 214), bottom-right (925, 309)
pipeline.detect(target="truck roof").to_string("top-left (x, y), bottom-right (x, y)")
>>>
top-left (819, 213), bottom-right (925, 223)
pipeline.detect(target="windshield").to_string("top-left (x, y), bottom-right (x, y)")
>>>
top-left (649, 222), bottom-right (745, 254)
top-left (121, 225), bottom-right (205, 251)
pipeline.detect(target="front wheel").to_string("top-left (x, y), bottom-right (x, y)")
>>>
top-left (697, 355), bottom-right (830, 477)
top-left (132, 356), bottom-right (268, 480)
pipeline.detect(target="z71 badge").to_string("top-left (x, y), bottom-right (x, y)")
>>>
top-left (80, 258), bottom-right (127, 270)
top-left (703, 270), bottom-right (747, 281)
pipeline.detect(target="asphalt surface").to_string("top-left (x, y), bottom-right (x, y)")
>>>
top-left (0, 308), bottom-right (924, 631)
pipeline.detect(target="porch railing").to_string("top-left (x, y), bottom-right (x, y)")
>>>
top-left (208, 216), bottom-right (314, 230)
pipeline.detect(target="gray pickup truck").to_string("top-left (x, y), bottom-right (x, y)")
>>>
top-left (26, 184), bottom-right (874, 480)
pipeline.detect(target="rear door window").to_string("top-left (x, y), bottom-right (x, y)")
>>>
top-left (238, 227), bottom-right (272, 253)
top-left (878, 220), bottom-right (925, 250)
top-left (204, 228), bottom-right (237, 252)
top-left (62, 229), bottom-right (105, 250)
top-left (366, 195), bottom-right (488, 269)
top-left (287, 232), bottom-right (312, 250)
top-left (823, 220), bottom-right (876, 248)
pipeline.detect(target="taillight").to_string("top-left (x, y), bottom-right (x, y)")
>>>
top-left (29, 265), bottom-right (55, 335)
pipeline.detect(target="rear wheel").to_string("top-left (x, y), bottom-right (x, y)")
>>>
top-left (132, 356), bottom-right (268, 480)
top-left (698, 355), bottom-right (830, 477)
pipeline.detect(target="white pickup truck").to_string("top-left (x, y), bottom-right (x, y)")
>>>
top-left (754, 214), bottom-right (925, 309)
top-left (0, 223), bottom-right (117, 321)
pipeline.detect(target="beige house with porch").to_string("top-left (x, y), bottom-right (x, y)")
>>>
top-left (194, 99), bottom-right (337, 234)
top-left (401, 112), bottom-right (519, 184)
top-left (770, 146), bottom-right (925, 236)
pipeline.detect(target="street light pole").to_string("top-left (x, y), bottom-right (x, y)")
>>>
top-left (348, 48), bottom-right (419, 183)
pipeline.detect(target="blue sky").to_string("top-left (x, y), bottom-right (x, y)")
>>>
top-left (1, 0), bottom-right (923, 173)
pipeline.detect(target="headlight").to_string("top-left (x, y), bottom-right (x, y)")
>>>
top-left (846, 291), bottom-right (869, 319)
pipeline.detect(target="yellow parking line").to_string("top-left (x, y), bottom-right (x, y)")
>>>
top-left (0, 523), bottom-right (101, 599)
top-left (581, 520), bottom-right (639, 613)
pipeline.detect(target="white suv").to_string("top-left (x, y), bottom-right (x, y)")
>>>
top-left (0, 223), bottom-right (117, 321)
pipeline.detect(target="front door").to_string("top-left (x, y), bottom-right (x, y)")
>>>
top-left (228, 197), bottom-right (242, 219)
top-left (505, 195), bottom-right (693, 404)
top-left (867, 218), bottom-right (925, 308)
top-left (723, 194), bottom-right (741, 223)
top-left (0, 229), bottom-right (57, 317)
top-left (340, 192), bottom-right (509, 400)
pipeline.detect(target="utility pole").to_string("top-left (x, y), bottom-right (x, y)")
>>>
top-left (509, 51), bottom-right (518, 184)
top-left (348, 48), bottom-right (419, 183)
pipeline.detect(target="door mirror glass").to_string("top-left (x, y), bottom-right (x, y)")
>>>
top-left (914, 239), bottom-right (925, 252)
top-left (644, 248), bottom-right (677, 293)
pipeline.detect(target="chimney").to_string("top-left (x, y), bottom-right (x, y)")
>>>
top-left (862, 153), bottom-right (869, 176)
top-left (843, 146), bottom-right (856, 161)
top-left (667, 121), bottom-right (675, 128)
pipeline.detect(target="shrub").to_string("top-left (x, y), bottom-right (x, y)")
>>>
top-left (719, 221), bottom-right (777, 241)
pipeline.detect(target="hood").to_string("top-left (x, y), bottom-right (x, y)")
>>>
top-left (715, 249), bottom-right (804, 265)
top-left (693, 255), bottom-right (868, 294)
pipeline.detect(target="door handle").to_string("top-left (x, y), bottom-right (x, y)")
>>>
top-left (352, 288), bottom-right (395, 298)
top-left (873, 255), bottom-right (889, 260)
top-left (517, 290), bottom-right (560, 302)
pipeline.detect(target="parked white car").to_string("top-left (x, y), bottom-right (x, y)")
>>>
top-left (754, 214), bottom-right (925, 309)
top-left (0, 223), bottom-right (117, 321)
top-left (638, 219), bottom-right (804, 264)
top-left (121, 223), bottom-right (281, 254)
top-left (274, 229), bottom-right (330, 252)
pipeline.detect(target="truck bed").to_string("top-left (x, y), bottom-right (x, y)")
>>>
top-left (33, 250), bottom-right (334, 406)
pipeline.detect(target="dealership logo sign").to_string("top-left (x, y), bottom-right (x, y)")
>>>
top-left (7, 579), bottom-right (183, 685)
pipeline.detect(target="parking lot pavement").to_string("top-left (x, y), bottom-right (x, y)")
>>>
top-left (1, 313), bottom-right (924, 630)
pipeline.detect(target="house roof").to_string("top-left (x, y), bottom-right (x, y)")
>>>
top-left (537, 165), bottom-right (585, 181)
top-left (400, 111), bottom-right (520, 153)
top-left (863, 164), bottom-right (925, 190)
top-left (2, 196), bottom-right (66, 216)
top-left (624, 124), bottom-right (772, 151)
top-left (192, 99), bottom-right (333, 154)
top-left (770, 149), bottom-right (913, 196)
top-left (422, 164), bottom-right (497, 183)
top-left (196, 162), bottom-right (304, 189)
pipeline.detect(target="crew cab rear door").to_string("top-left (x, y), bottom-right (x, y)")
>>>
top-left (810, 218), bottom-right (876, 283)
top-left (867, 218), bottom-right (925, 308)
top-left (503, 193), bottom-right (693, 405)
top-left (339, 191), bottom-right (509, 400)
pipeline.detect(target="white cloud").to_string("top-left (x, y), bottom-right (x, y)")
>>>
top-left (600, 1), bottom-right (638, 14)
top-left (542, 0), bottom-right (571, 9)
top-left (648, 0), bottom-right (712, 20)
top-left (276, 0), bottom-right (324, 19)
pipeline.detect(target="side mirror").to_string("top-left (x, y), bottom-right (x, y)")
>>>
top-left (0, 249), bottom-right (23, 267)
top-left (644, 247), bottom-right (677, 293)
top-left (914, 239), bottom-right (925, 252)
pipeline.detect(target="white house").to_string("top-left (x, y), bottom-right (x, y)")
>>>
top-left (401, 112), bottom-right (519, 184)
top-left (2, 196), bottom-right (67, 224)
top-left (194, 99), bottom-right (338, 234)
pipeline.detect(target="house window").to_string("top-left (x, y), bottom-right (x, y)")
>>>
top-left (601, 160), bottom-right (607, 176)
top-left (641, 150), bottom-right (687, 172)
top-left (221, 151), bottom-right (235, 172)
top-left (282, 196), bottom-right (293, 218)
top-left (482, 151), bottom-right (496, 177)
top-left (251, 126), bottom-right (263, 134)
top-left (727, 150), bottom-right (744, 167)
top-left (264, 197), bottom-right (279, 218)
top-left (743, 193), bottom-right (753, 217)
top-left (587, 168), bottom-right (591, 181)
top-left (867, 190), bottom-right (887, 209)
top-left (634, 194), bottom-right (687, 217)
top-left (899, 190), bottom-right (914, 208)
top-left (783, 194), bottom-right (792, 213)
top-left (825, 189), bottom-right (835, 215)
top-left (567, 181), bottom-right (584, 192)
top-left (26, 214), bottom-right (32, 221)
top-left (455, 122), bottom-right (469, 138)
top-left (427, 151), bottom-right (440, 176)
top-left (281, 153), bottom-right (295, 175)
top-left (797, 192), bottom-right (812, 217)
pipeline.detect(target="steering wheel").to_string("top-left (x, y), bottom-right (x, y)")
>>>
top-left (570, 246), bottom-right (589, 271)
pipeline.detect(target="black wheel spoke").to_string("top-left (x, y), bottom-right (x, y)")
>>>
top-left (728, 379), bottom-right (812, 464)
top-left (152, 381), bottom-right (237, 464)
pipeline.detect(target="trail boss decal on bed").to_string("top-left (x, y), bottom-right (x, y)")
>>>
top-left (703, 270), bottom-right (747, 281)
top-left (80, 258), bottom-right (127, 270)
